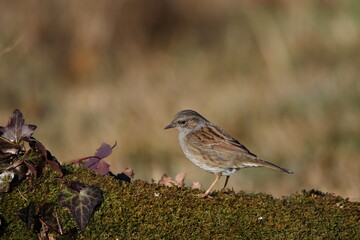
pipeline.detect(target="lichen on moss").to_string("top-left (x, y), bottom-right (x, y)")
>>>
top-left (0, 166), bottom-right (359, 239)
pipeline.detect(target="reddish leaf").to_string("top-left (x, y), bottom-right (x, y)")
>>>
top-left (25, 138), bottom-right (63, 177)
top-left (83, 158), bottom-right (110, 176)
top-left (23, 160), bottom-right (38, 178)
top-left (45, 149), bottom-right (63, 176)
top-left (0, 109), bottom-right (36, 143)
top-left (94, 142), bottom-right (115, 159)
top-left (81, 142), bottom-right (116, 176)
top-left (46, 158), bottom-right (63, 177)
top-left (26, 137), bottom-right (47, 159)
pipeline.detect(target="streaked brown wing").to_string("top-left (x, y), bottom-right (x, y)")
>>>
top-left (186, 124), bottom-right (293, 173)
top-left (187, 124), bottom-right (256, 156)
top-left (186, 124), bottom-right (259, 170)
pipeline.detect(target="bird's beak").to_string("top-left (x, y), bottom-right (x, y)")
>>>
top-left (164, 122), bottom-right (175, 129)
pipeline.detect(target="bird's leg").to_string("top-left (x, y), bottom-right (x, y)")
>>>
top-left (198, 173), bottom-right (221, 198)
top-left (221, 176), bottom-right (230, 191)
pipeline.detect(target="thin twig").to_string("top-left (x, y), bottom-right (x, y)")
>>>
top-left (17, 189), bottom-right (28, 201)
top-left (71, 156), bottom-right (98, 164)
top-left (39, 217), bottom-right (60, 235)
top-left (55, 210), bottom-right (63, 235)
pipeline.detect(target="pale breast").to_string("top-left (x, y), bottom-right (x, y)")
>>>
top-left (178, 132), bottom-right (235, 174)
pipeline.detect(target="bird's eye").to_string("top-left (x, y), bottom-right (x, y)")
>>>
top-left (178, 120), bottom-right (186, 125)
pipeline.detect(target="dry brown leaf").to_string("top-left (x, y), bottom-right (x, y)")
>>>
top-left (191, 182), bottom-right (201, 190)
top-left (158, 174), bottom-right (173, 187)
top-left (174, 172), bottom-right (186, 187)
top-left (159, 172), bottom-right (186, 187)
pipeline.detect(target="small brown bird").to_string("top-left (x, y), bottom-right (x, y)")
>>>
top-left (165, 110), bottom-right (293, 197)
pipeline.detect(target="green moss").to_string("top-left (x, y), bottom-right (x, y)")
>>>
top-left (1, 167), bottom-right (359, 239)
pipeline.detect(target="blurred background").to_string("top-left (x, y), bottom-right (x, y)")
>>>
top-left (0, 0), bottom-right (359, 200)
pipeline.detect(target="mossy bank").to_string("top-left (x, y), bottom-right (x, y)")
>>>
top-left (1, 167), bottom-right (359, 239)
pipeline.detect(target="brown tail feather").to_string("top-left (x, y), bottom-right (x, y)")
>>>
top-left (243, 158), bottom-right (293, 174)
top-left (253, 158), bottom-right (293, 174)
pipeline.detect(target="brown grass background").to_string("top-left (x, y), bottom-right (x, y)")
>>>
top-left (1, 0), bottom-right (359, 200)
